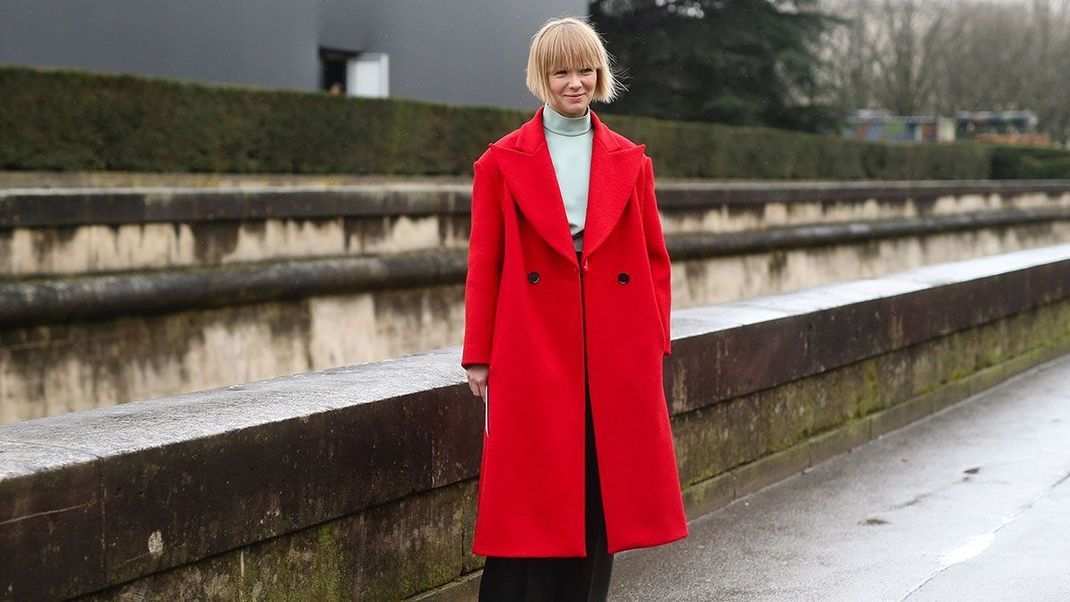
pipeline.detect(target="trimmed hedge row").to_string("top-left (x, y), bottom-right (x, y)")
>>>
top-left (1, 64), bottom-right (1066, 179)
top-left (990, 146), bottom-right (1070, 180)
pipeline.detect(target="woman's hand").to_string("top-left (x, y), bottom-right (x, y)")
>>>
top-left (466, 364), bottom-right (489, 399)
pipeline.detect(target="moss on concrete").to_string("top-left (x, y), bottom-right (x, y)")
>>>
top-left (674, 297), bottom-right (1070, 511)
top-left (79, 481), bottom-right (474, 601)
top-left (675, 297), bottom-right (1070, 530)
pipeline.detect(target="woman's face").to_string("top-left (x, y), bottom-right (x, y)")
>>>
top-left (547, 65), bottom-right (597, 118)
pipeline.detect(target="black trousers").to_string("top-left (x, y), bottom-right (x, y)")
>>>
top-left (478, 250), bottom-right (613, 602)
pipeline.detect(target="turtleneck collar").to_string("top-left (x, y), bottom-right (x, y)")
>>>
top-left (542, 102), bottom-right (592, 137)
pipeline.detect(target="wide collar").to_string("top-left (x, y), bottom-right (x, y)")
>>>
top-left (491, 104), bottom-right (647, 265)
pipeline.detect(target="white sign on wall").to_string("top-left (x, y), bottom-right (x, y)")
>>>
top-left (348, 53), bottom-right (389, 98)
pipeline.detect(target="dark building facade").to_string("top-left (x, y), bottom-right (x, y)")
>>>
top-left (0, 1), bottom-right (585, 110)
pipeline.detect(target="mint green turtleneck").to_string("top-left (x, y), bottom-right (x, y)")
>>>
top-left (542, 102), bottom-right (593, 252)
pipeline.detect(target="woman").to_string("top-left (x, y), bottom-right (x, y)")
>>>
top-left (461, 16), bottom-right (688, 601)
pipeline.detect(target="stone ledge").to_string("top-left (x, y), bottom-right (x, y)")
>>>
top-left (418, 337), bottom-right (1070, 601)
top-left (3, 179), bottom-right (1069, 227)
top-left (4, 210), bottom-right (1068, 328)
top-left (675, 333), bottom-right (1070, 540)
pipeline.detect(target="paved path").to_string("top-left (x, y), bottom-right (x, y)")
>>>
top-left (611, 353), bottom-right (1070, 601)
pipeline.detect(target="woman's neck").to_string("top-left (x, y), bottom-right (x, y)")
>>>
top-left (543, 102), bottom-right (592, 136)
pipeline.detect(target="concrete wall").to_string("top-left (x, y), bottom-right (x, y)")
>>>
top-left (2, 181), bottom-right (1070, 422)
top-left (0, 1), bottom-right (583, 109)
top-left (2, 245), bottom-right (1069, 600)
top-left (5, 182), bottom-right (1070, 277)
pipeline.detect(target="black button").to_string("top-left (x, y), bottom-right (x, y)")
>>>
top-left (618, 272), bottom-right (630, 284)
top-left (528, 271), bottom-right (540, 284)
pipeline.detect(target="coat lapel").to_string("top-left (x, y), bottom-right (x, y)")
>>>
top-left (584, 110), bottom-right (647, 260)
top-left (493, 105), bottom-right (647, 265)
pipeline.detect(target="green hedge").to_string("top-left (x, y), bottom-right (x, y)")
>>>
top-left (990, 146), bottom-right (1070, 179)
top-left (0, 65), bottom-right (1065, 179)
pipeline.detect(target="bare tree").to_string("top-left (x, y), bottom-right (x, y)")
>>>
top-left (816, 0), bottom-right (876, 112)
top-left (818, 0), bottom-right (1070, 143)
top-left (871, 0), bottom-right (950, 114)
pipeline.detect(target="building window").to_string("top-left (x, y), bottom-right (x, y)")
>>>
top-left (320, 47), bottom-right (354, 95)
top-left (319, 47), bottom-right (388, 98)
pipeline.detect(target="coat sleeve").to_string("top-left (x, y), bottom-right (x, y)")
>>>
top-left (461, 150), bottom-right (505, 369)
top-left (639, 155), bottom-right (672, 356)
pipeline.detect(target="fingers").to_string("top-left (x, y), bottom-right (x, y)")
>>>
top-left (465, 365), bottom-right (490, 398)
top-left (467, 377), bottom-right (488, 398)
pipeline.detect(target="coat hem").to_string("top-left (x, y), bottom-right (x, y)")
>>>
top-left (606, 526), bottom-right (689, 555)
top-left (472, 526), bottom-right (689, 558)
top-left (471, 544), bottom-right (589, 558)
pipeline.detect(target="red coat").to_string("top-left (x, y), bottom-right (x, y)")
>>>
top-left (461, 105), bottom-right (688, 556)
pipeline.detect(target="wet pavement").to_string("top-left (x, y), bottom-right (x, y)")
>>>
top-left (611, 353), bottom-right (1070, 601)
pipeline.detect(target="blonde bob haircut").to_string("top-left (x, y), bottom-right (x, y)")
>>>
top-left (525, 17), bottom-right (621, 105)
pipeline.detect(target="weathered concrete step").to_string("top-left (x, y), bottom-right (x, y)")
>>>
top-left (3, 180), bottom-right (1069, 278)
top-left (4, 209), bottom-right (1070, 423)
top-left (3, 207), bottom-right (1068, 328)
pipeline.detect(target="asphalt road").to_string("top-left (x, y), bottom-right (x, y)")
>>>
top-left (611, 353), bottom-right (1070, 601)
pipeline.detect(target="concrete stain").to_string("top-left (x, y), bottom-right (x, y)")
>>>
top-left (861, 517), bottom-right (890, 526)
top-left (342, 215), bottom-right (390, 254)
top-left (186, 221), bottom-right (242, 264)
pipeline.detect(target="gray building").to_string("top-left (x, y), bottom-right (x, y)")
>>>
top-left (0, 1), bottom-right (585, 110)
